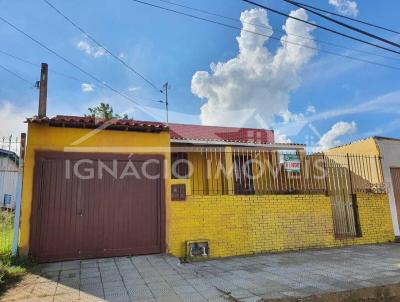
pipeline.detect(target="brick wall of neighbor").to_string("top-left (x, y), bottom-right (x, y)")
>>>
top-left (167, 193), bottom-right (394, 258)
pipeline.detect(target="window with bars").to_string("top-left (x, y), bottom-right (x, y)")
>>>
top-left (171, 152), bottom-right (189, 179)
top-left (233, 154), bottom-right (255, 195)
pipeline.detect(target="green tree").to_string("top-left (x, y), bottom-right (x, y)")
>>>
top-left (86, 102), bottom-right (128, 120)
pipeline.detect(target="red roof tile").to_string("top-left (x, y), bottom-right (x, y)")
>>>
top-left (26, 115), bottom-right (168, 132)
top-left (26, 116), bottom-right (275, 144)
top-left (169, 123), bottom-right (274, 144)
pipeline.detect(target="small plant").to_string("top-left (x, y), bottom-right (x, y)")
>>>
top-left (0, 258), bottom-right (26, 294)
top-left (86, 102), bottom-right (129, 120)
top-left (0, 211), bottom-right (14, 225)
top-left (0, 211), bottom-right (14, 256)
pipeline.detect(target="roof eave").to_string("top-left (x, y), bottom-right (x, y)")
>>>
top-left (170, 139), bottom-right (305, 150)
top-left (26, 117), bottom-right (168, 133)
top-left (374, 136), bottom-right (400, 142)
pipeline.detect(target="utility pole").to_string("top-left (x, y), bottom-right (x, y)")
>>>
top-left (163, 82), bottom-right (169, 124)
top-left (38, 63), bottom-right (48, 117)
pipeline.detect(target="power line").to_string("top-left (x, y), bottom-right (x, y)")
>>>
top-left (0, 49), bottom-right (165, 104)
top-left (0, 63), bottom-right (35, 87)
top-left (0, 49), bottom-right (165, 105)
top-left (131, 0), bottom-right (400, 71)
top-left (0, 49), bottom-right (37, 67)
top-left (283, 0), bottom-right (400, 49)
top-left (154, 0), bottom-right (399, 62)
top-left (42, 0), bottom-right (162, 93)
top-left (242, 0), bottom-right (400, 56)
top-left (0, 49), bottom-right (90, 83)
top-left (0, 15), bottom-right (164, 109)
top-left (287, 0), bottom-right (400, 35)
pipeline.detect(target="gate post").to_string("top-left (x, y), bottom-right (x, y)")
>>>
top-left (224, 146), bottom-right (234, 195)
top-left (12, 133), bottom-right (26, 256)
top-left (323, 155), bottom-right (329, 196)
top-left (346, 153), bottom-right (362, 237)
top-left (346, 153), bottom-right (354, 195)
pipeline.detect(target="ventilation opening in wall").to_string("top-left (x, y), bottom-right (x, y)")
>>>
top-left (186, 240), bottom-right (209, 262)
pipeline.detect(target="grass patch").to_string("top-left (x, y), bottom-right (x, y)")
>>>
top-left (0, 257), bottom-right (28, 295)
top-left (0, 229), bottom-right (13, 256)
top-left (0, 211), bottom-right (33, 295)
top-left (0, 210), bottom-right (14, 256)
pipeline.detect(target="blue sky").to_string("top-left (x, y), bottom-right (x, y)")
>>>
top-left (0, 0), bottom-right (399, 150)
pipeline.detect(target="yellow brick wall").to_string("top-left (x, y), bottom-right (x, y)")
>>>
top-left (167, 193), bottom-right (394, 258)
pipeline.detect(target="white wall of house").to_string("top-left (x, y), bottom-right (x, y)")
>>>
top-left (0, 156), bottom-right (18, 209)
top-left (376, 138), bottom-right (400, 237)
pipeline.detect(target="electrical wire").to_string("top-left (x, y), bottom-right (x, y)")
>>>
top-left (242, 0), bottom-right (400, 56)
top-left (0, 49), bottom-right (165, 104)
top-left (42, 0), bottom-right (162, 93)
top-left (154, 0), bottom-right (399, 62)
top-left (286, 0), bottom-right (400, 35)
top-left (0, 49), bottom-right (37, 67)
top-left (0, 49), bottom-right (91, 83)
top-left (0, 63), bottom-right (35, 87)
top-left (131, 0), bottom-right (400, 71)
top-left (283, 0), bottom-right (400, 49)
top-left (0, 16), bottom-right (165, 107)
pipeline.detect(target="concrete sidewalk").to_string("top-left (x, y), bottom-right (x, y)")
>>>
top-left (2, 244), bottom-right (400, 302)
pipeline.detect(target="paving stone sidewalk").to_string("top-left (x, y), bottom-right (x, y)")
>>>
top-left (2, 244), bottom-right (400, 302)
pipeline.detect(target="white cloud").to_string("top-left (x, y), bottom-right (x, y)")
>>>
top-left (81, 83), bottom-right (94, 92)
top-left (306, 105), bottom-right (316, 114)
top-left (0, 101), bottom-right (34, 139)
top-left (191, 8), bottom-right (316, 128)
top-left (128, 86), bottom-right (140, 92)
top-left (329, 0), bottom-right (358, 17)
top-left (75, 38), bottom-right (106, 58)
top-left (275, 130), bottom-right (293, 143)
top-left (315, 121), bottom-right (357, 151)
top-left (280, 110), bottom-right (305, 124)
top-left (311, 91), bottom-right (400, 121)
top-left (362, 118), bottom-right (400, 138)
top-left (272, 90), bottom-right (400, 140)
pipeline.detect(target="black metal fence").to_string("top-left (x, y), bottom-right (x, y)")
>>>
top-left (171, 146), bottom-right (384, 196)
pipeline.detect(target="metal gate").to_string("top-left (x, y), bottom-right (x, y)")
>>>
top-left (330, 192), bottom-right (359, 237)
top-left (30, 152), bottom-right (165, 262)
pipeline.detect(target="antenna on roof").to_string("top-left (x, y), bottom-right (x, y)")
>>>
top-left (162, 82), bottom-right (169, 125)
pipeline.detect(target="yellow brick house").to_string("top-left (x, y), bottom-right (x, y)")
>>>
top-left (19, 116), bottom-right (395, 262)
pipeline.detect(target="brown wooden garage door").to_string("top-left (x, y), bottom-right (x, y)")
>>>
top-left (30, 152), bottom-right (165, 262)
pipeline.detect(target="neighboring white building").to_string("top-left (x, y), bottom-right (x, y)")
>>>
top-left (0, 149), bottom-right (19, 209)
top-left (375, 137), bottom-right (400, 239)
